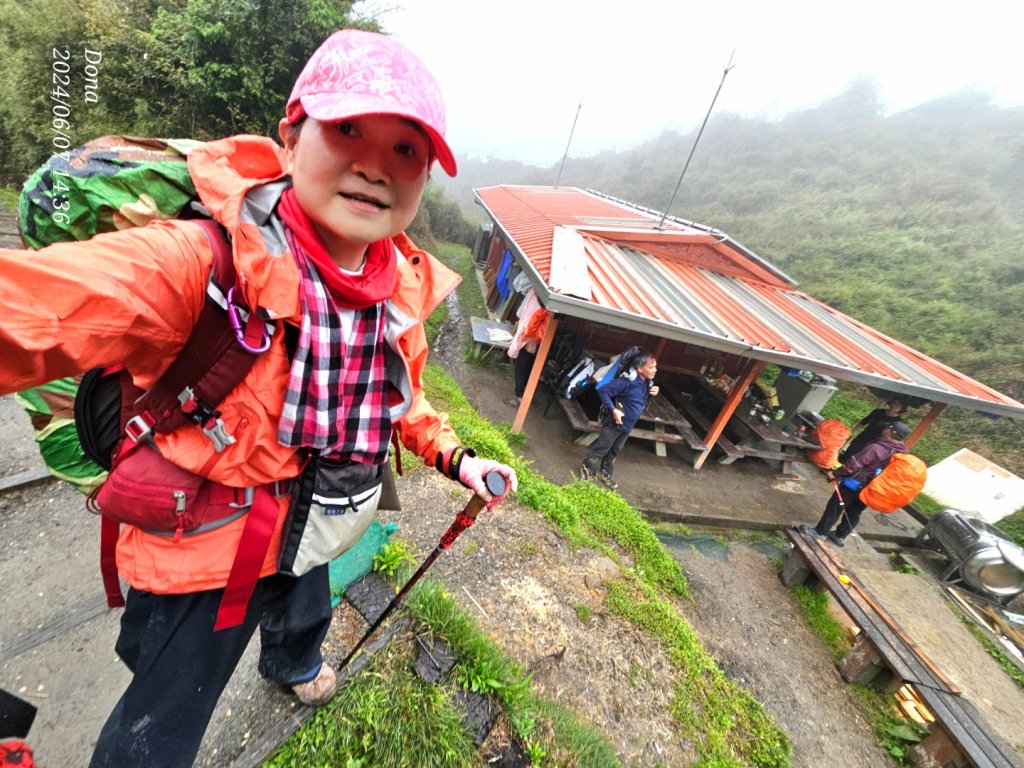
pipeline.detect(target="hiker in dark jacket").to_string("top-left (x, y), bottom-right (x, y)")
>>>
top-left (580, 352), bottom-right (658, 490)
top-left (839, 398), bottom-right (907, 461)
top-left (801, 420), bottom-right (911, 546)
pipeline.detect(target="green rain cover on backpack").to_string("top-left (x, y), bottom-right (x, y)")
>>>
top-left (16, 135), bottom-right (204, 492)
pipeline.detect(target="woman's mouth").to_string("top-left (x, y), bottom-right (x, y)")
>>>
top-left (340, 191), bottom-right (388, 210)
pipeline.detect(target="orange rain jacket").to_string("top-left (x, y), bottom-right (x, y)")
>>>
top-left (0, 135), bottom-right (462, 594)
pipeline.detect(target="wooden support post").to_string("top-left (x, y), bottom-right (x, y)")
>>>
top-left (907, 727), bottom-right (969, 768)
top-left (906, 402), bottom-right (946, 449)
top-left (694, 359), bottom-right (765, 469)
top-left (653, 424), bottom-right (667, 457)
top-left (838, 633), bottom-right (892, 687)
top-left (512, 315), bottom-right (559, 434)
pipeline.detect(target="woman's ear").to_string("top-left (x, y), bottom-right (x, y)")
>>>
top-left (278, 119), bottom-right (297, 171)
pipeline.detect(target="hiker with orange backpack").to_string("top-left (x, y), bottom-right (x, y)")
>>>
top-left (0, 29), bottom-right (517, 768)
top-left (800, 421), bottom-right (912, 547)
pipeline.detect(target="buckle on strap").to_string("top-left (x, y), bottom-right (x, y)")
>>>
top-left (125, 413), bottom-right (156, 443)
top-left (178, 386), bottom-right (236, 452)
top-left (230, 486), bottom-right (255, 509)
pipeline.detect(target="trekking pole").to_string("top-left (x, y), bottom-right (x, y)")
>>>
top-left (831, 477), bottom-right (849, 529)
top-left (830, 478), bottom-right (846, 511)
top-left (338, 471), bottom-right (508, 671)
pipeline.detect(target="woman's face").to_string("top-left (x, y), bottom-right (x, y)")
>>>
top-left (279, 115), bottom-right (430, 268)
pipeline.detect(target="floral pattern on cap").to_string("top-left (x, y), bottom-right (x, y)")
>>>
top-left (287, 29), bottom-right (456, 176)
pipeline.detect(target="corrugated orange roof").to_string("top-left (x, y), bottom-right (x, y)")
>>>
top-left (474, 185), bottom-right (1024, 418)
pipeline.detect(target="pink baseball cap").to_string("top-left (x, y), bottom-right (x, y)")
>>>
top-left (286, 29), bottom-right (457, 177)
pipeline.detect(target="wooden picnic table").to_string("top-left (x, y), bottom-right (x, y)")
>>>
top-left (691, 376), bottom-right (821, 473)
top-left (552, 390), bottom-right (706, 457)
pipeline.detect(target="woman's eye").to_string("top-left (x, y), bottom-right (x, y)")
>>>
top-left (337, 121), bottom-right (356, 136)
top-left (395, 143), bottom-right (417, 157)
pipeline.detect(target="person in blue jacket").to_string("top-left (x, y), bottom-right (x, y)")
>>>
top-left (580, 352), bottom-right (659, 489)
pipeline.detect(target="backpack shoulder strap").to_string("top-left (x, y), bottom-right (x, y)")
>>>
top-left (125, 219), bottom-right (274, 450)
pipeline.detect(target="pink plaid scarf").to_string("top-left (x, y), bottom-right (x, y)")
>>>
top-left (276, 227), bottom-right (393, 464)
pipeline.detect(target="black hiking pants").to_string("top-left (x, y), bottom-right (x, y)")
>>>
top-left (813, 483), bottom-right (867, 539)
top-left (583, 424), bottom-right (630, 477)
top-left (89, 564), bottom-right (332, 768)
top-left (513, 348), bottom-right (537, 398)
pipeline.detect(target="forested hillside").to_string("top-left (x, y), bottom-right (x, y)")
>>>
top-left (446, 80), bottom-right (1024, 473)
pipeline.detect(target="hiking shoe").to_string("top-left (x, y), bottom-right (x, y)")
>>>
top-left (797, 524), bottom-right (824, 539)
top-left (828, 533), bottom-right (846, 548)
top-left (291, 663), bottom-right (338, 707)
top-left (579, 464), bottom-right (593, 481)
top-left (599, 472), bottom-right (619, 490)
top-left (504, 396), bottom-right (522, 408)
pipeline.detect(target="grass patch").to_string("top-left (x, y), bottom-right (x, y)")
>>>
top-left (790, 585), bottom-right (851, 660)
top-left (960, 617), bottom-right (1024, 692)
top-left (406, 579), bottom-right (619, 766)
top-left (911, 493), bottom-right (946, 518)
top-left (996, 508), bottom-right (1024, 549)
top-left (606, 576), bottom-right (790, 767)
top-left (266, 637), bottom-right (478, 768)
top-left (848, 685), bottom-right (929, 765)
top-left (0, 186), bottom-right (18, 213)
top-left (434, 242), bottom-right (489, 323)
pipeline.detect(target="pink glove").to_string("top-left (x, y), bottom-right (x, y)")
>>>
top-left (457, 454), bottom-right (518, 510)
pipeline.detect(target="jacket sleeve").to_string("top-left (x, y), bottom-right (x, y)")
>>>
top-left (0, 222), bottom-right (210, 395)
top-left (599, 377), bottom-right (626, 411)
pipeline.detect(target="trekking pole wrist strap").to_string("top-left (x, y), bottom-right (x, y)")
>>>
top-left (436, 446), bottom-right (476, 481)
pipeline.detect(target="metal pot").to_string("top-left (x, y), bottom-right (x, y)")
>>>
top-left (924, 509), bottom-right (1024, 598)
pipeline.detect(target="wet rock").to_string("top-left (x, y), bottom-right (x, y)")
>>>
top-left (451, 689), bottom-right (500, 747)
top-left (412, 633), bottom-right (455, 683)
top-left (344, 572), bottom-right (394, 623)
top-left (482, 737), bottom-right (530, 767)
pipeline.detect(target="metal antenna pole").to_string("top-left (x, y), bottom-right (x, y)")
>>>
top-left (657, 51), bottom-right (735, 229)
top-left (554, 98), bottom-right (584, 187)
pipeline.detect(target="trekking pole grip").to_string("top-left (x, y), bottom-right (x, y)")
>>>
top-left (440, 471), bottom-right (507, 549)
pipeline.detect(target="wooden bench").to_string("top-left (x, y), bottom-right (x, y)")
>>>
top-left (554, 397), bottom-right (689, 453)
top-left (782, 528), bottom-right (1023, 768)
top-left (672, 396), bottom-right (745, 461)
top-left (643, 395), bottom-right (706, 452)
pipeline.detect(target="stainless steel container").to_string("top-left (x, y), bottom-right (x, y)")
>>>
top-left (924, 509), bottom-right (1024, 598)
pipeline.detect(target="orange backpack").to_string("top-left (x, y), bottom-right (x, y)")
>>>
top-left (859, 452), bottom-right (927, 513)
top-left (804, 418), bottom-right (851, 468)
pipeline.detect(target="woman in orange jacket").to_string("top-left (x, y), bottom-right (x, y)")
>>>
top-left (0, 29), bottom-right (517, 768)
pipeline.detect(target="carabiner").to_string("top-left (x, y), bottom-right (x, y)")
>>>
top-left (226, 286), bottom-right (271, 353)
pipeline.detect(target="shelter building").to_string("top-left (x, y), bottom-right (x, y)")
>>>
top-left (472, 185), bottom-right (1024, 469)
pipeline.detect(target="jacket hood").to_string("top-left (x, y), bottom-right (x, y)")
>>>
top-left (187, 135), bottom-right (302, 318)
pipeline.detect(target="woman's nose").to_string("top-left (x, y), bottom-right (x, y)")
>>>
top-left (351, 143), bottom-right (390, 183)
